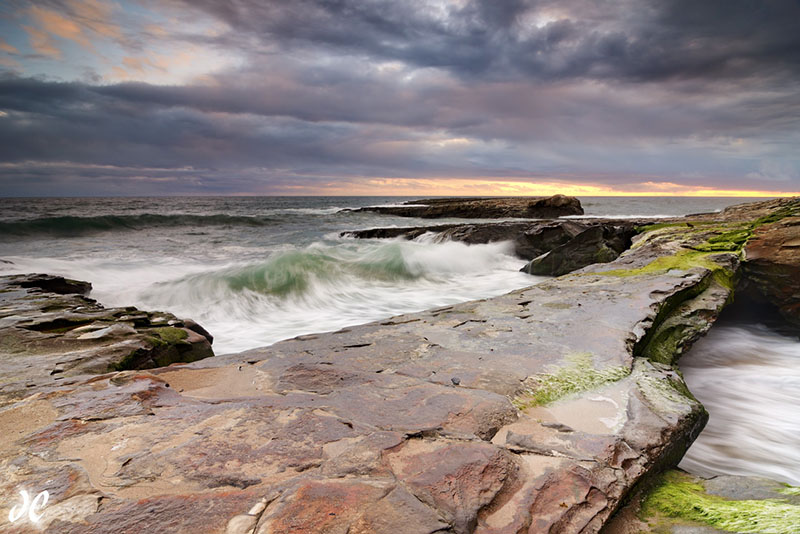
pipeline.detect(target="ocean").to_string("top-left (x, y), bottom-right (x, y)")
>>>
top-left (1, 195), bottom-right (797, 484)
top-left (0, 195), bottom-right (762, 354)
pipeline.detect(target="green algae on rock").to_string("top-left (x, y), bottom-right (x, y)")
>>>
top-left (1, 197), bottom-right (798, 533)
top-left (512, 352), bottom-right (630, 409)
top-left (641, 471), bottom-right (800, 534)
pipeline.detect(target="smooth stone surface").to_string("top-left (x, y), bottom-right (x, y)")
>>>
top-left (0, 223), bottom-right (731, 533)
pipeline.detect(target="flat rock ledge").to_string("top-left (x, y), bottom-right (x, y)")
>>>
top-left (1, 198), bottom-right (798, 534)
top-left (349, 195), bottom-right (584, 219)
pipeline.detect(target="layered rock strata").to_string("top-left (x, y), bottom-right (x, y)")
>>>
top-left (742, 210), bottom-right (800, 330)
top-left (350, 195), bottom-right (584, 219)
top-left (0, 274), bottom-right (214, 407)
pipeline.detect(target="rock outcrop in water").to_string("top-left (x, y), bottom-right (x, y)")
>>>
top-left (520, 224), bottom-right (635, 276)
top-left (345, 219), bottom-right (640, 268)
top-left (351, 194), bottom-right (584, 219)
top-left (0, 274), bottom-right (214, 407)
top-left (1, 198), bottom-right (798, 533)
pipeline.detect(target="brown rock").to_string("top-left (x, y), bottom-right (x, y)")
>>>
top-left (0, 273), bottom-right (214, 406)
top-left (743, 213), bottom-right (800, 328)
top-left (386, 439), bottom-right (517, 533)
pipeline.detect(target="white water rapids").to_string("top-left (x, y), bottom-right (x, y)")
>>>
top-left (679, 322), bottom-right (800, 485)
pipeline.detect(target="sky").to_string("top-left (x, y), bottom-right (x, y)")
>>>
top-left (0, 0), bottom-right (799, 197)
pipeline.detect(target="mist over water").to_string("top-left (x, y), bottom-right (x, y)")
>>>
top-left (679, 322), bottom-right (800, 485)
top-left (0, 196), bottom-right (547, 353)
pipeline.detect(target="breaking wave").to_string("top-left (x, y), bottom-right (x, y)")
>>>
top-left (92, 239), bottom-right (540, 353)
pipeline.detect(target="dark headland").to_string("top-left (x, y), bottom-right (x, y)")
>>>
top-left (1, 195), bottom-right (799, 533)
top-left (348, 194), bottom-right (584, 219)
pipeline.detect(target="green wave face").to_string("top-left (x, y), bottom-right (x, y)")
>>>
top-left (200, 244), bottom-right (424, 298)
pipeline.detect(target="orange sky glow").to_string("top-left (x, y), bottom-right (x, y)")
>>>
top-left (267, 178), bottom-right (800, 197)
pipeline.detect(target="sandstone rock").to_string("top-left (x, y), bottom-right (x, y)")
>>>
top-left (743, 212), bottom-right (800, 329)
top-left (351, 194), bottom-right (584, 219)
top-left (0, 273), bottom-right (214, 406)
top-left (184, 318), bottom-right (215, 344)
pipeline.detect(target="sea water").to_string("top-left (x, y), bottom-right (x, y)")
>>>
top-left (1, 195), bottom-right (759, 353)
top-left (679, 321), bottom-right (800, 485)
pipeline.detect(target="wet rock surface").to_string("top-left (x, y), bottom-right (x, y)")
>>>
top-left (604, 469), bottom-right (800, 534)
top-left (0, 274), bottom-right (214, 407)
top-left (521, 225), bottom-right (635, 276)
top-left (345, 219), bottom-right (641, 263)
top-left (742, 213), bottom-right (800, 329)
top-left (1, 199), bottom-right (798, 533)
top-left (350, 194), bottom-right (584, 219)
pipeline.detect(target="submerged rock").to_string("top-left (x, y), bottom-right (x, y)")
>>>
top-left (0, 273), bottom-right (214, 406)
top-left (351, 194), bottom-right (584, 219)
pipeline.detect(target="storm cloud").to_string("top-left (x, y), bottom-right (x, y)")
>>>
top-left (0, 0), bottom-right (798, 195)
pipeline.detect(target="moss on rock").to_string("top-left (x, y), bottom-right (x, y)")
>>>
top-left (513, 352), bottom-right (630, 409)
top-left (152, 326), bottom-right (189, 344)
top-left (642, 471), bottom-right (800, 534)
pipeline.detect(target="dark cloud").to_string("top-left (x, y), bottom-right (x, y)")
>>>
top-left (176, 0), bottom-right (800, 83)
top-left (1, 0), bottom-right (799, 195)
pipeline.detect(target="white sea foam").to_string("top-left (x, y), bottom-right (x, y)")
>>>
top-left (679, 324), bottom-right (800, 485)
top-left (1, 239), bottom-right (540, 354)
top-left (561, 214), bottom-right (673, 219)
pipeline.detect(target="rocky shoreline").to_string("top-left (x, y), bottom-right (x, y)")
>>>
top-left (344, 219), bottom-right (644, 276)
top-left (1, 197), bottom-right (798, 533)
top-left (348, 194), bottom-right (584, 219)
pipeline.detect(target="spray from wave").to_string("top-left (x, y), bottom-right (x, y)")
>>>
top-left (679, 324), bottom-right (800, 485)
top-left (3, 238), bottom-right (540, 354)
